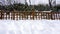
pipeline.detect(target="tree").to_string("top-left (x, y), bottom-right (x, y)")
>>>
top-left (48, 0), bottom-right (53, 10)
top-left (48, 0), bottom-right (57, 11)
top-left (7, 0), bottom-right (11, 5)
top-left (29, 0), bottom-right (31, 5)
top-left (25, 0), bottom-right (28, 5)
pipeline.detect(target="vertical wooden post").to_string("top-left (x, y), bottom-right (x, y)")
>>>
top-left (46, 13), bottom-right (47, 19)
top-left (2, 12), bottom-right (4, 19)
top-left (19, 12), bottom-right (20, 20)
top-left (1, 12), bottom-right (2, 19)
top-left (50, 12), bottom-right (53, 20)
top-left (22, 13), bottom-right (23, 20)
top-left (36, 13), bottom-right (37, 20)
top-left (52, 13), bottom-right (55, 20)
top-left (0, 12), bottom-right (1, 19)
top-left (31, 11), bottom-right (35, 20)
top-left (11, 12), bottom-right (12, 20)
top-left (16, 12), bottom-right (18, 20)
top-left (9, 13), bottom-right (10, 19)
top-left (59, 12), bottom-right (60, 19)
top-left (30, 12), bottom-right (31, 20)
top-left (27, 12), bottom-right (28, 19)
top-left (32, 12), bottom-right (33, 20)
top-left (38, 12), bottom-right (39, 20)
top-left (6, 12), bottom-right (7, 20)
top-left (8, 12), bottom-right (10, 19)
top-left (41, 12), bottom-right (42, 19)
top-left (26, 12), bottom-right (28, 19)
top-left (56, 13), bottom-right (57, 19)
top-left (13, 12), bottom-right (15, 20)
top-left (47, 13), bottom-right (49, 19)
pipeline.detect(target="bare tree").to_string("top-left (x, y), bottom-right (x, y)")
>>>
top-left (48, 0), bottom-right (56, 11)
top-left (52, 0), bottom-right (56, 6)
top-left (0, 2), bottom-right (3, 5)
top-left (48, 0), bottom-right (53, 10)
top-left (7, 0), bottom-right (11, 5)
top-left (25, 0), bottom-right (27, 5)
top-left (29, 0), bottom-right (31, 5)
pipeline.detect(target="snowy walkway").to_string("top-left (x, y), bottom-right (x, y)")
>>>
top-left (0, 20), bottom-right (60, 34)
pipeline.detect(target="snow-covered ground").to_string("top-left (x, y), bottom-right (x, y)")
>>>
top-left (0, 19), bottom-right (60, 34)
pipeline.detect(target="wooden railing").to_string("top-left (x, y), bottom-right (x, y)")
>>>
top-left (0, 11), bottom-right (60, 20)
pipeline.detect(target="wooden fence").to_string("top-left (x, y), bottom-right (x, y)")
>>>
top-left (0, 11), bottom-right (60, 20)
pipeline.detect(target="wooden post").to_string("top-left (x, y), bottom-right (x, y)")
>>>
top-left (38, 12), bottom-right (40, 20)
top-left (19, 12), bottom-right (21, 20)
top-left (6, 12), bottom-right (7, 20)
top-left (8, 12), bottom-right (10, 19)
top-left (13, 12), bottom-right (15, 20)
top-left (16, 12), bottom-right (18, 20)
top-left (30, 12), bottom-right (31, 20)
top-left (35, 12), bottom-right (37, 20)
top-left (1, 12), bottom-right (4, 20)
top-left (41, 12), bottom-right (42, 19)
top-left (22, 13), bottom-right (23, 20)
top-left (46, 13), bottom-right (47, 19)
top-left (0, 12), bottom-right (2, 19)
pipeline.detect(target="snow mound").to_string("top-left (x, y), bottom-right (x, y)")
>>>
top-left (0, 20), bottom-right (60, 34)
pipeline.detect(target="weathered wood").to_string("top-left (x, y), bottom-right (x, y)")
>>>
top-left (0, 11), bottom-right (60, 20)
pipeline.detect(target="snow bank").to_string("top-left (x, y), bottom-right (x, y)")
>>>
top-left (0, 20), bottom-right (60, 34)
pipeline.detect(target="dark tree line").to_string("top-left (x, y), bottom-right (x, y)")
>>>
top-left (0, 3), bottom-right (59, 11)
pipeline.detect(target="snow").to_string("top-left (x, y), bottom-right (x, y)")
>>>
top-left (0, 20), bottom-right (60, 34)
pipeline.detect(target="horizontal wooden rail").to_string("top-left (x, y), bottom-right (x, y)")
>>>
top-left (0, 11), bottom-right (60, 20)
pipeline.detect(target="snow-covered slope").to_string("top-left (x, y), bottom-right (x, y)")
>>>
top-left (0, 20), bottom-right (60, 34)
